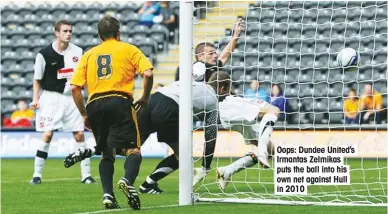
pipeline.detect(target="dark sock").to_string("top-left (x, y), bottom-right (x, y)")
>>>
top-left (146, 154), bottom-right (179, 185)
top-left (99, 157), bottom-right (115, 195)
top-left (201, 140), bottom-right (216, 170)
top-left (124, 153), bottom-right (142, 185)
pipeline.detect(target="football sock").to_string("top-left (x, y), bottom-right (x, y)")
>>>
top-left (144, 154), bottom-right (178, 186)
top-left (124, 153), bottom-right (142, 185)
top-left (202, 140), bottom-right (216, 170)
top-left (33, 141), bottom-right (50, 178)
top-left (76, 141), bottom-right (91, 181)
top-left (258, 113), bottom-right (277, 157)
top-left (223, 153), bottom-right (258, 178)
top-left (99, 156), bottom-right (115, 195)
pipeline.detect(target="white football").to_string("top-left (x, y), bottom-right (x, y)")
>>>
top-left (336, 47), bottom-right (360, 68)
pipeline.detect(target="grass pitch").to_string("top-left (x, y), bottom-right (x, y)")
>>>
top-left (2, 158), bottom-right (387, 214)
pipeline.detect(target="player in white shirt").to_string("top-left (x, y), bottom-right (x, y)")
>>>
top-left (190, 19), bottom-right (280, 189)
top-left (29, 20), bottom-right (95, 185)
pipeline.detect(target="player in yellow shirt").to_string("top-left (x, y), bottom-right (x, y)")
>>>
top-left (65, 15), bottom-right (153, 210)
top-left (343, 88), bottom-right (361, 124)
top-left (11, 100), bottom-right (34, 123)
top-left (360, 83), bottom-right (383, 124)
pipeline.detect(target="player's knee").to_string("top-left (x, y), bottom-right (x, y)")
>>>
top-left (73, 131), bottom-right (84, 142)
top-left (42, 131), bottom-right (54, 142)
top-left (119, 148), bottom-right (141, 157)
top-left (268, 106), bottom-right (280, 117)
top-left (246, 152), bottom-right (258, 164)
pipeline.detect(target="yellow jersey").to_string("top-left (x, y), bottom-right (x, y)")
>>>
top-left (10, 109), bottom-right (34, 123)
top-left (361, 91), bottom-right (383, 110)
top-left (71, 39), bottom-right (153, 102)
top-left (343, 98), bottom-right (360, 115)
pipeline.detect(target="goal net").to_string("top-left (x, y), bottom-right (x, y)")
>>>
top-left (191, 1), bottom-right (387, 206)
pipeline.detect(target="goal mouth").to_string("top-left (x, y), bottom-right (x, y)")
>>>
top-left (190, 0), bottom-right (388, 207)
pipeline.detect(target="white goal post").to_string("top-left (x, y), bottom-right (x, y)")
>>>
top-left (179, 1), bottom-right (194, 206)
top-left (179, 0), bottom-right (388, 207)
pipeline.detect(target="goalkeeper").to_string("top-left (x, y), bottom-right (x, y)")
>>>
top-left (191, 18), bottom-right (280, 189)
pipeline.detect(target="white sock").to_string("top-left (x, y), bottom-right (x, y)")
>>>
top-left (76, 142), bottom-right (91, 181)
top-left (103, 193), bottom-right (113, 198)
top-left (33, 141), bottom-right (50, 178)
top-left (257, 113), bottom-right (278, 157)
top-left (223, 154), bottom-right (257, 178)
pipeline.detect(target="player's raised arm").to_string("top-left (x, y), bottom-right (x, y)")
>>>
top-left (31, 53), bottom-right (46, 109)
top-left (218, 17), bottom-right (245, 66)
top-left (131, 48), bottom-right (154, 111)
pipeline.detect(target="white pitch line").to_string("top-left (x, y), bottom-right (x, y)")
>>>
top-left (72, 204), bottom-right (180, 214)
top-left (1, 177), bottom-right (100, 183)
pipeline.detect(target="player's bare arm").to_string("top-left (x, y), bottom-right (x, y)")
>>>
top-left (70, 85), bottom-right (89, 129)
top-left (134, 69), bottom-right (154, 111)
top-left (141, 69), bottom-right (154, 99)
top-left (31, 52), bottom-right (46, 110)
top-left (31, 80), bottom-right (41, 110)
top-left (70, 85), bottom-right (87, 117)
top-left (218, 18), bottom-right (245, 66)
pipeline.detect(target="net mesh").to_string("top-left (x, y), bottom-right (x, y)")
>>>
top-left (192, 1), bottom-right (387, 206)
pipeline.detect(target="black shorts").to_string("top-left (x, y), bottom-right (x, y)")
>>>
top-left (138, 92), bottom-right (179, 145)
top-left (86, 91), bottom-right (140, 152)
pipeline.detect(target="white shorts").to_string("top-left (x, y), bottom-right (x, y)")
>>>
top-left (35, 90), bottom-right (84, 132)
top-left (220, 96), bottom-right (269, 144)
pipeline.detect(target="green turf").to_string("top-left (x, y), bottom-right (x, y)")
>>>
top-left (1, 158), bottom-right (387, 214)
